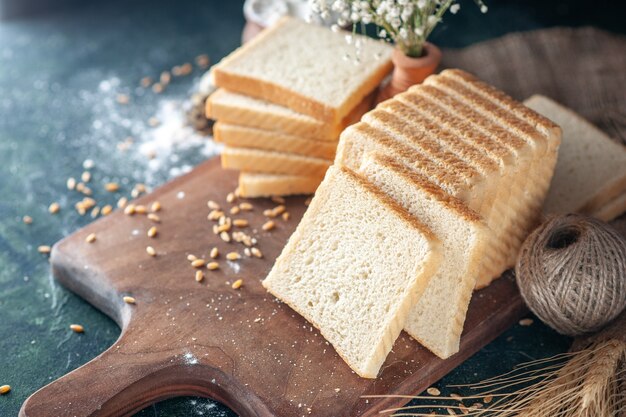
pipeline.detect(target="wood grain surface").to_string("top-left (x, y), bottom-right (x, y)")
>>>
top-left (20, 157), bottom-right (527, 417)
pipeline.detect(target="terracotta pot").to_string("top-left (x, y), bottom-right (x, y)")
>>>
top-left (376, 42), bottom-right (442, 104)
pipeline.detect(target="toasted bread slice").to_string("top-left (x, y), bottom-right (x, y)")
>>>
top-left (238, 172), bottom-right (323, 198)
top-left (212, 17), bottom-right (392, 123)
top-left (593, 193), bottom-right (626, 222)
top-left (360, 153), bottom-right (488, 358)
top-left (221, 147), bottom-right (331, 177)
top-left (263, 165), bottom-right (441, 378)
top-left (214, 123), bottom-right (336, 160)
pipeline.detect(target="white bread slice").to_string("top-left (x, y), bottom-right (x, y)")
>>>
top-left (221, 147), bottom-right (331, 177)
top-left (214, 123), bottom-right (336, 160)
top-left (211, 17), bottom-right (393, 123)
top-left (523, 95), bottom-right (626, 215)
top-left (206, 89), bottom-right (373, 141)
top-left (263, 165), bottom-right (441, 378)
top-left (238, 172), bottom-right (323, 198)
top-left (593, 193), bottom-right (626, 222)
top-left (359, 154), bottom-right (488, 358)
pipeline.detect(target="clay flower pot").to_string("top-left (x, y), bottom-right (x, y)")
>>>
top-left (376, 42), bottom-right (442, 104)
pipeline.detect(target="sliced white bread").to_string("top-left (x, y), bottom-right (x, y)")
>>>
top-left (221, 147), bottom-right (331, 177)
top-left (211, 17), bottom-right (393, 123)
top-left (238, 172), bottom-right (323, 198)
top-left (214, 123), bottom-right (336, 160)
top-left (426, 71), bottom-right (561, 286)
top-left (593, 193), bottom-right (626, 222)
top-left (360, 153), bottom-right (488, 358)
top-left (523, 95), bottom-right (626, 215)
top-left (206, 89), bottom-right (373, 141)
top-left (263, 165), bottom-right (441, 378)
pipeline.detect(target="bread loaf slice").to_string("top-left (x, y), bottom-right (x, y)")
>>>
top-left (211, 17), bottom-right (393, 123)
top-left (214, 123), bottom-right (336, 160)
top-left (206, 89), bottom-right (373, 141)
top-left (359, 154), bottom-right (488, 358)
top-left (263, 165), bottom-right (441, 378)
top-left (593, 193), bottom-right (626, 222)
top-left (523, 95), bottom-right (626, 215)
top-left (238, 172), bottom-right (323, 198)
top-left (221, 147), bottom-right (331, 177)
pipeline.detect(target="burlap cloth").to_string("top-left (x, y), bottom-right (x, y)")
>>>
top-left (441, 26), bottom-right (626, 146)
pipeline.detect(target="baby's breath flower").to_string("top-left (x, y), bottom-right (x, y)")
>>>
top-left (450, 3), bottom-right (460, 14)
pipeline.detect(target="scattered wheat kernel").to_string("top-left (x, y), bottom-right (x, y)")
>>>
top-left (123, 296), bottom-right (136, 304)
top-left (282, 212), bottom-right (290, 221)
top-left (117, 197), bottom-right (128, 208)
top-left (85, 233), bottom-right (97, 243)
top-left (150, 201), bottom-right (161, 212)
top-left (48, 202), bottom-right (60, 214)
top-left (226, 192), bottom-right (235, 203)
top-left (251, 247), bottom-right (263, 258)
top-left (262, 209), bottom-right (273, 217)
top-left (207, 262), bottom-right (219, 270)
top-left (519, 318), bottom-right (534, 326)
top-left (244, 248), bottom-right (251, 257)
top-left (272, 205), bottom-right (286, 216)
top-left (210, 247), bottom-right (219, 259)
top-left (135, 205), bottom-right (147, 214)
top-left (426, 387), bottom-right (441, 396)
top-left (105, 182), bottom-right (119, 192)
top-left (220, 231), bottom-right (231, 242)
top-left (101, 205), bottom-right (113, 216)
top-left (233, 219), bottom-right (248, 227)
top-left (160, 71), bottom-right (171, 85)
top-left (147, 213), bottom-right (160, 223)
top-left (22, 215), bottom-right (33, 224)
top-left (207, 200), bottom-right (220, 210)
top-left (226, 252), bottom-right (241, 261)
top-left (483, 395), bottom-right (493, 404)
top-left (195, 54), bottom-right (210, 68)
top-left (80, 185), bottom-right (92, 196)
top-left (262, 220), bottom-right (275, 231)
top-left (0, 385), bottom-right (10, 395)
top-left (124, 204), bottom-right (136, 215)
top-left (70, 324), bottom-right (84, 333)
top-left (191, 259), bottom-right (206, 268)
top-left (231, 279), bottom-right (243, 290)
top-left (38, 245), bottom-right (51, 254)
top-left (208, 210), bottom-right (224, 221)
top-left (187, 254), bottom-right (197, 261)
top-left (116, 94), bottom-right (130, 105)
top-left (195, 270), bottom-right (205, 282)
top-left (140, 76), bottom-right (152, 88)
top-left (239, 202), bottom-right (253, 211)
top-left (152, 82), bottom-right (163, 93)
top-left (81, 171), bottom-right (91, 183)
top-left (146, 246), bottom-right (156, 256)
top-left (90, 207), bottom-right (100, 218)
top-left (147, 226), bottom-right (158, 238)
top-left (66, 177), bottom-right (76, 190)
top-left (230, 206), bottom-right (240, 215)
top-left (271, 196), bottom-right (285, 204)
top-left (304, 197), bottom-right (312, 206)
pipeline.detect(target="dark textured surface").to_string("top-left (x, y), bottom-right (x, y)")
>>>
top-left (0, 1), bottom-right (624, 416)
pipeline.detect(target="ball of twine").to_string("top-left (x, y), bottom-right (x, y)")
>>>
top-left (516, 214), bottom-right (626, 337)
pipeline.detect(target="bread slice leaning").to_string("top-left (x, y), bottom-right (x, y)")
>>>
top-left (263, 165), bottom-right (441, 378)
top-left (211, 17), bottom-right (393, 123)
top-left (593, 192), bottom-right (626, 222)
top-left (221, 147), bottom-right (331, 177)
top-left (523, 95), bottom-right (626, 215)
top-left (214, 123), bottom-right (336, 160)
top-left (359, 154), bottom-right (488, 358)
top-left (238, 172), bottom-right (323, 198)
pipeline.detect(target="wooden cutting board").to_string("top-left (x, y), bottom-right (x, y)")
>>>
top-left (20, 158), bottom-right (526, 417)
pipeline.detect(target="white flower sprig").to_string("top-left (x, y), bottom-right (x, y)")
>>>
top-left (309, 0), bottom-right (488, 58)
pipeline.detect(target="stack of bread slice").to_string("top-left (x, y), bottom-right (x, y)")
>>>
top-left (263, 69), bottom-right (562, 378)
top-left (206, 17), bottom-right (393, 197)
top-left (524, 95), bottom-right (626, 222)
